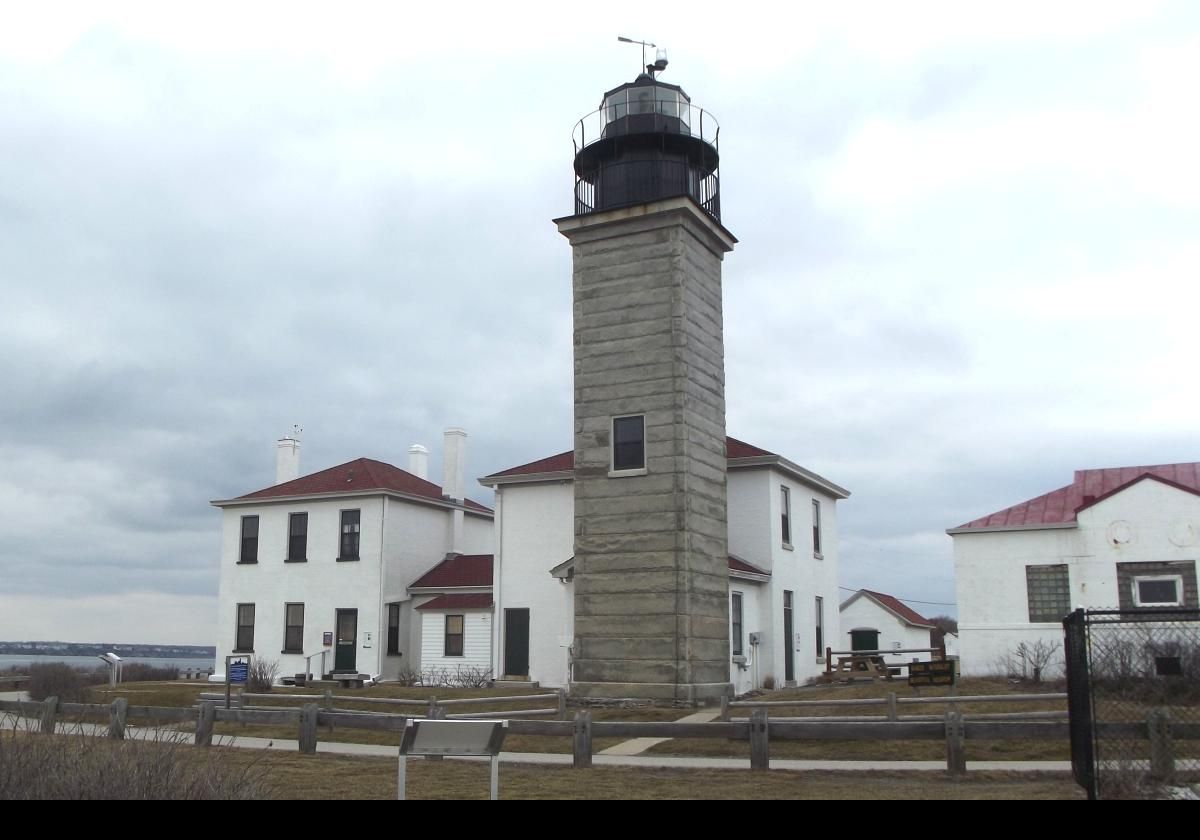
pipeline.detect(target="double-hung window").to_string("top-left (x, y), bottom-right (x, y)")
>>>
top-left (812, 499), bottom-right (822, 556)
top-left (339, 509), bottom-right (361, 560)
top-left (780, 487), bottom-right (792, 546)
top-left (235, 603), bottom-right (255, 652)
top-left (239, 516), bottom-right (259, 564)
top-left (287, 513), bottom-right (308, 562)
top-left (283, 603), bottom-right (304, 653)
top-left (444, 615), bottom-right (464, 657)
top-left (731, 592), bottom-right (744, 657)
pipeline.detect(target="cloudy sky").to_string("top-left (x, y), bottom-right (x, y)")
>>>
top-left (2, 2), bottom-right (1198, 644)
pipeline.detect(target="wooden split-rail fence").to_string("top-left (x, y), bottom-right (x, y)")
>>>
top-left (4, 694), bottom-right (1196, 779)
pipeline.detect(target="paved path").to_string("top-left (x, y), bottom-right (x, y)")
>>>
top-left (598, 710), bottom-right (720, 757)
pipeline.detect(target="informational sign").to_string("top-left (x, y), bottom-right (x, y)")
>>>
top-left (397, 720), bottom-right (509, 801)
top-left (323, 631), bottom-right (333, 646)
top-left (228, 661), bottom-right (249, 683)
top-left (908, 659), bottom-right (956, 687)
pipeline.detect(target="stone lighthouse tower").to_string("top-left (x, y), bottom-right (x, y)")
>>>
top-left (556, 56), bottom-right (736, 702)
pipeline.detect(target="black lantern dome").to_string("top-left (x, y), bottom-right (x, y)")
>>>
top-left (572, 72), bottom-right (720, 221)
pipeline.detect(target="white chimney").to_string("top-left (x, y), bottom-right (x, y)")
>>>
top-left (408, 444), bottom-right (429, 480)
top-left (443, 428), bottom-right (467, 554)
top-left (275, 427), bottom-right (302, 485)
top-left (442, 428), bottom-right (467, 501)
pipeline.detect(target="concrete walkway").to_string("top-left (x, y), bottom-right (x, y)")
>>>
top-left (598, 710), bottom-right (720, 757)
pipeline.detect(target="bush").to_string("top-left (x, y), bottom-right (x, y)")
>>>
top-left (448, 666), bottom-right (493, 689)
top-left (0, 719), bottom-right (273, 800)
top-left (27, 663), bottom-right (103, 703)
top-left (120, 663), bottom-right (180, 682)
top-left (247, 659), bottom-right (280, 692)
top-left (394, 665), bottom-right (422, 687)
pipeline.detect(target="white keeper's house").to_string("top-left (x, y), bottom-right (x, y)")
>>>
top-left (481, 437), bottom-right (849, 694)
top-left (211, 429), bottom-right (494, 681)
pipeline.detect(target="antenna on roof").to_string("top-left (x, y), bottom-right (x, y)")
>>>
top-left (290, 424), bottom-right (303, 440)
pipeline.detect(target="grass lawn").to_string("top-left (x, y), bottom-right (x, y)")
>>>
top-left (208, 748), bottom-right (1084, 800)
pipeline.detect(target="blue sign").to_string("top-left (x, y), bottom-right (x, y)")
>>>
top-left (229, 662), bottom-right (249, 683)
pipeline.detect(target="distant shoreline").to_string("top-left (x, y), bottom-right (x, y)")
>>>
top-left (0, 642), bottom-right (214, 659)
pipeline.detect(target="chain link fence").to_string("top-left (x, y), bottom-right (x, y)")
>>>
top-left (1065, 608), bottom-right (1200, 799)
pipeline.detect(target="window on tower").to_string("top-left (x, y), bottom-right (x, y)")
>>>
top-left (611, 415), bottom-right (646, 473)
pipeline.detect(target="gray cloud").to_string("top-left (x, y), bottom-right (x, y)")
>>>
top-left (2, 8), bottom-right (1198, 638)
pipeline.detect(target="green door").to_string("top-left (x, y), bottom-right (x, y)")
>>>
top-left (335, 609), bottom-right (358, 672)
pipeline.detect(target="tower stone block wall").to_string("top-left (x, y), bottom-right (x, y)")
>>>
top-left (557, 197), bottom-right (736, 702)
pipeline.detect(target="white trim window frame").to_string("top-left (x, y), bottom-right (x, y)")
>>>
top-left (1132, 575), bottom-right (1185, 607)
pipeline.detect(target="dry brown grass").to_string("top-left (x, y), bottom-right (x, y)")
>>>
top-left (205, 749), bottom-right (1083, 800)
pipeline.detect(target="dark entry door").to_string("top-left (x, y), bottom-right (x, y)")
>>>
top-left (335, 609), bottom-right (358, 672)
top-left (850, 629), bottom-right (879, 652)
top-left (504, 608), bottom-right (530, 677)
top-left (783, 592), bottom-right (795, 683)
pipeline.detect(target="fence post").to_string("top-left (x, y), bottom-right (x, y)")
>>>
top-left (557, 689), bottom-right (567, 721)
top-left (886, 691), bottom-right (898, 722)
top-left (298, 703), bottom-right (319, 755)
top-left (719, 692), bottom-right (730, 722)
top-left (40, 696), bottom-right (59, 734)
top-left (944, 709), bottom-right (966, 778)
top-left (237, 687), bottom-right (245, 710)
top-left (196, 701), bottom-right (216, 747)
top-left (749, 707), bottom-right (770, 771)
top-left (573, 710), bottom-right (593, 769)
top-left (427, 696), bottom-right (439, 718)
top-left (108, 697), bottom-right (128, 740)
top-left (1148, 708), bottom-right (1175, 783)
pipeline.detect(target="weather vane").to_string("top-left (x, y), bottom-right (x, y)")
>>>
top-left (617, 35), bottom-right (669, 78)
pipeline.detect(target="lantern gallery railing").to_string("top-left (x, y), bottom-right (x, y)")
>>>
top-left (572, 97), bottom-right (719, 157)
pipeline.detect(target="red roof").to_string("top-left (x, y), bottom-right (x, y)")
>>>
top-left (952, 462), bottom-right (1200, 532)
top-left (409, 553), bottom-right (494, 589)
top-left (860, 590), bottom-right (933, 628)
top-left (234, 457), bottom-right (492, 513)
top-left (487, 437), bottom-right (779, 479)
top-left (416, 593), bottom-right (494, 611)
top-left (728, 555), bottom-right (769, 576)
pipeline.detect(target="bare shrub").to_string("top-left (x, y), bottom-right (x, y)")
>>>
top-left (1015, 639), bottom-right (1062, 682)
top-left (247, 659), bottom-right (280, 692)
top-left (762, 675), bottom-right (776, 691)
top-left (27, 663), bottom-right (102, 703)
top-left (448, 666), bottom-right (493, 689)
top-left (0, 718), bottom-right (273, 800)
top-left (394, 665), bottom-right (422, 687)
top-left (419, 666), bottom-right (450, 687)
